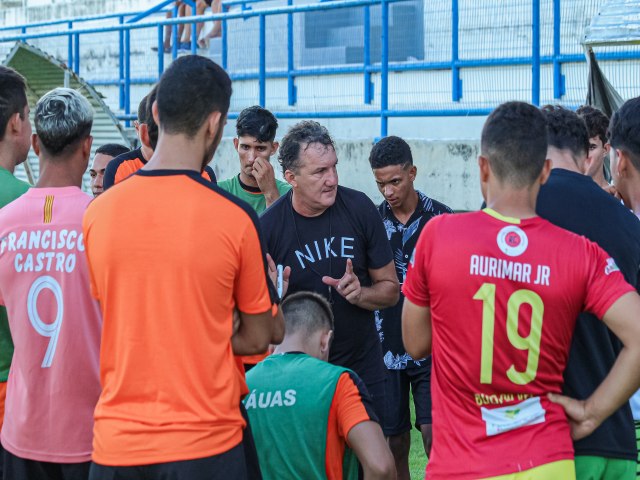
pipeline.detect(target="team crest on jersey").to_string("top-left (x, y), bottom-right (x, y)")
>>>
top-left (604, 258), bottom-right (620, 275)
top-left (496, 226), bottom-right (528, 257)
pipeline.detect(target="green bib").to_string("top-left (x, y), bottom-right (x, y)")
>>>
top-left (0, 166), bottom-right (30, 382)
top-left (245, 353), bottom-right (359, 480)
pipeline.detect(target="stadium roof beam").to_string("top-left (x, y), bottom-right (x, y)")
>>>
top-left (583, 0), bottom-right (640, 47)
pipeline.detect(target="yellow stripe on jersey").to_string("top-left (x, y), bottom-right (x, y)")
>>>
top-left (483, 208), bottom-right (521, 225)
top-left (481, 460), bottom-right (575, 480)
top-left (43, 195), bottom-right (54, 224)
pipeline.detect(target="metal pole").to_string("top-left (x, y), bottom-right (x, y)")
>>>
top-left (380, 0), bottom-right (389, 137)
top-left (119, 16), bottom-right (125, 110)
top-left (158, 24), bottom-right (165, 77)
top-left (553, 0), bottom-right (563, 99)
top-left (222, 5), bottom-right (228, 69)
top-left (532, 0), bottom-right (541, 106)
top-left (74, 33), bottom-right (80, 74)
top-left (364, 5), bottom-right (372, 104)
top-left (259, 14), bottom-right (266, 106)
top-left (287, 0), bottom-right (296, 105)
top-left (172, 3), bottom-right (178, 59)
top-left (452, 0), bottom-right (461, 101)
top-left (67, 21), bottom-right (73, 70)
top-left (124, 30), bottom-right (131, 127)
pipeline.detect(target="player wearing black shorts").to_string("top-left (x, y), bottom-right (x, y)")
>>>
top-left (369, 136), bottom-right (452, 479)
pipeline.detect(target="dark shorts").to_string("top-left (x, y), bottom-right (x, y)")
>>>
top-left (365, 377), bottom-right (386, 429)
top-left (382, 357), bottom-right (432, 437)
top-left (239, 403), bottom-right (262, 480)
top-left (89, 443), bottom-right (247, 480)
top-left (2, 449), bottom-right (90, 480)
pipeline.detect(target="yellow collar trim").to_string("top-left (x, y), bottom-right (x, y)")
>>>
top-left (482, 208), bottom-right (521, 225)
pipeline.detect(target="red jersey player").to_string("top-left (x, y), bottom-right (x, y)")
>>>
top-left (402, 101), bottom-right (640, 480)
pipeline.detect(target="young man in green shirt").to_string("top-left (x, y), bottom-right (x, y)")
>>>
top-left (217, 106), bottom-right (290, 213)
top-left (0, 65), bottom-right (32, 480)
top-left (245, 291), bottom-right (395, 480)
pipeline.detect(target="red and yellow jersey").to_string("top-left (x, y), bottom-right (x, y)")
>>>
top-left (403, 208), bottom-right (634, 479)
top-left (83, 169), bottom-right (274, 466)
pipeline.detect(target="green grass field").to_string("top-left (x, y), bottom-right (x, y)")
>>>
top-left (408, 394), bottom-right (428, 479)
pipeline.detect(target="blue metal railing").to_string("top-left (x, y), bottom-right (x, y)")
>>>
top-left (2, 0), bottom-right (640, 137)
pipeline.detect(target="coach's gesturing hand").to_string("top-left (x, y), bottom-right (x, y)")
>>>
top-left (266, 253), bottom-right (291, 298)
top-left (322, 259), bottom-right (362, 305)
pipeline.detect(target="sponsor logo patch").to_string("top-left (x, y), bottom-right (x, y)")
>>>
top-left (497, 226), bottom-right (528, 257)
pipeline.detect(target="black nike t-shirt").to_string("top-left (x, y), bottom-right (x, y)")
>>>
top-left (260, 186), bottom-right (393, 386)
top-left (537, 168), bottom-right (640, 461)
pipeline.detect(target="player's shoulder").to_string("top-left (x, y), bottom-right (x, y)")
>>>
top-left (216, 175), bottom-right (237, 192)
top-left (337, 185), bottom-right (370, 203)
top-left (418, 192), bottom-right (454, 215)
top-left (260, 189), bottom-right (290, 221)
top-left (275, 178), bottom-right (292, 193)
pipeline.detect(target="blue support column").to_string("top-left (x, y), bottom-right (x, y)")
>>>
top-left (172, 3), bottom-right (179, 59)
top-left (259, 14), bottom-right (266, 106)
top-left (380, 0), bottom-right (389, 137)
top-left (452, 0), bottom-right (462, 101)
top-left (553, 0), bottom-right (564, 99)
top-left (532, 0), bottom-right (541, 106)
top-left (124, 29), bottom-right (131, 127)
top-left (287, 0), bottom-right (296, 105)
top-left (157, 24), bottom-right (165, 77)
top-left (119, 16), bottom-right (125, 110)
top-left (67, 22), bottom-right (73, 70)
top-left (74, 33), bottom-right (80, 74)
top-left (363, 5), bottom-right (373, 104)
top-left (222, 5), bottom-right (228, 69)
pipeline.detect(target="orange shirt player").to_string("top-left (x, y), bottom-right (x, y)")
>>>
top-left (83, 55), bottom-right (284, 480)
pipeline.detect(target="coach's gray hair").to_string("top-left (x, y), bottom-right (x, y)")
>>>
top-left (35, 88), bottom-right (93, 155)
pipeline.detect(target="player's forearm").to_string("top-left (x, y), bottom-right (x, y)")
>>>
top-left (584, 343), bottom-right (640, 428)
top-left (357, 280), bottom-right (399, 310)
top-left (270, 307), bottom-right (285, 344)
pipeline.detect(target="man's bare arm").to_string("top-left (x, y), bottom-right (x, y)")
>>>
top-left (401, 298), bottom-right (432, 360)
top-left (347, 421), bottom-right (396, 480)
top-left (232, 307), bottom-right (283, 355)
top-left (549, 292), bottom-right (640, 440)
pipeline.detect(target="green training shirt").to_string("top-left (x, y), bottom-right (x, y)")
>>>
top-left (217, 174), bottom-right (290, 214)
top-left (0, 165), bottom-right (30, 382)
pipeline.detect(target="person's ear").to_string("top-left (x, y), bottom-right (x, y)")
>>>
top-left (284, 169), bottom-right (296, 187)
top-left (618, 149), bottom-right (631, 177)
top-left (151, 101), bottom-right (160, 125)
top-left (539, 158), bottom-right (552, 185)
top-left (478, 155), bottom-right (490, 183)
top-left (604, 143), bottom-right (611, 155)
top-left (139, 124), bottom-right (151, 149)
top-left (233, 137), bottom-right (239, 151)
top-left (82, 135), bottom-right (94, 160)
top-left (8, 112), bottom-right (22, 136)
top-left (206, 111), bottom-right (222, 141)
top-left (320, 330), bottom-right (333, 355)
top-left (271, 141), bottom-right (279, 155)
top-left (409, 165), bottom-right (417, 181)
top-left (31, 133), bottom-right (40, 156)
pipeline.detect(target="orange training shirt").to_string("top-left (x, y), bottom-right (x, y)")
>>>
top-left (83, 169), bottom-right (275, 466)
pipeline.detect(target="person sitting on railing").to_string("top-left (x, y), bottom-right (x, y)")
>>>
top-left (153, 0), bottom-right (189, 53)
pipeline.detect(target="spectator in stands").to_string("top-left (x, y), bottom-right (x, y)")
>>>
top-left (577, 105), bottom-right (614, 193)
top-left (260, 121), bottom-right (400, 425)
top-left (536, 105), bottom-right (640, 480)
top-left (245, 291), bottom-right (396, 480)
top-left (89, 143), bottom-right (129, 197)
top-left (155, 1), bottom-right (189, 53)
top-left (368, 136), bottom-right (452, 479)
top-left (0, 87), bottom-right (102, 480)
top-left (103, 87), bottom-right (215, 190)
top-left (0, 64), bottom-right (32, 480)
top-left (198, 0), bottom-right (222, 47)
